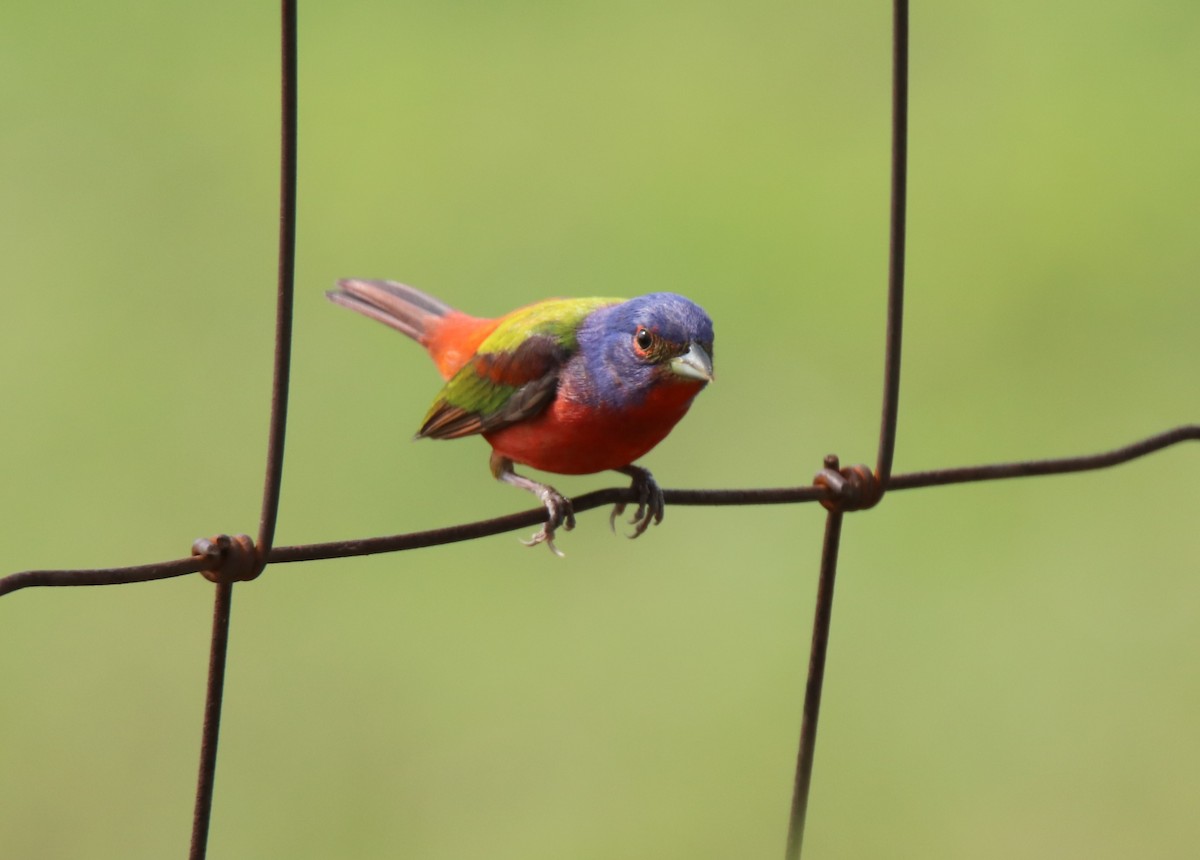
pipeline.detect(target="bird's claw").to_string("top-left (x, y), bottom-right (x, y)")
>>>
top-left (609, 466), bottom-right (665, 539)
top-left (491, 454), bottom-right (576, 556)
top-left (522, 487), bottom-right (576, 556)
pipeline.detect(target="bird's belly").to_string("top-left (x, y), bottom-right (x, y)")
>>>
top-left (483, 383), bottom-right (702, 475)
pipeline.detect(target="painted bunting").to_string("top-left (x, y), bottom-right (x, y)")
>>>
top-left (328, 279), bottom-right (714, 555)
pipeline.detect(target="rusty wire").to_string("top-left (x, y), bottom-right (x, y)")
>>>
top-left (187, 3), bottom-right (298, 859)
top-left (190, 581), bottom-right (234, 860)
top-left (786, 3), bottom-right (910, 852)
top-left (874, 0), bottom-right (908, 492)
top-left (4, 421), bottom-right (1198, 599)
top-left (1, 2), bottom-right (1197, 860)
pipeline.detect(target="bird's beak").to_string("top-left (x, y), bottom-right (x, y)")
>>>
top-left (669, 342), bottom-right (714, 383)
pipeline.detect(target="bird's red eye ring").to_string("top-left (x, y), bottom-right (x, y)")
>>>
top-left (634, 328), bottom-right (653, 351)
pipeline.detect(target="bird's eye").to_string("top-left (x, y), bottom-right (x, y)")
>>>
top-left (635, 328), bottom-right (653, 351)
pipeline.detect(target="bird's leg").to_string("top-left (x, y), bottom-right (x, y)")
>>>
top-left (609, 465), bottom-right (665, 539)
top-left (490, 452), bottom-right (575, 557)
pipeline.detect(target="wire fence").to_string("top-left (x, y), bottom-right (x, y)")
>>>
top-left (3, 3), bottom-right (1197, 859)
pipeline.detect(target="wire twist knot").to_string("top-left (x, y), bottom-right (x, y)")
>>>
top-left (192, 534), bottom-right (260, 584)
top-left (813, 455), bottom-right (884, 513)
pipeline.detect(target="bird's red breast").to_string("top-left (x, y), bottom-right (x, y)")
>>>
top-left (484, 377), bottom-right (705, 474)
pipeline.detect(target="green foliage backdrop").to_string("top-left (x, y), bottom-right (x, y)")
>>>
top-left (2, 3), bottom-right (1197, 858)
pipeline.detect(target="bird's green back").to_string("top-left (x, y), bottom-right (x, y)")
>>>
top-left (475, 297), bottom-right (621, 356)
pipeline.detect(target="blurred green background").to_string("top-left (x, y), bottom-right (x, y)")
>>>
top-left (2, 2), bottom-right (1198, 858)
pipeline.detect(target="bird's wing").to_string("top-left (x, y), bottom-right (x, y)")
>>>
top-left (417, 297), bottom-right (619, 440)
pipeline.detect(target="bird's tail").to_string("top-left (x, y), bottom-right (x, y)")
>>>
top-left (329, 278), bottom-right (501, 379)
top-left (327, 279), bottom-right (453, 345)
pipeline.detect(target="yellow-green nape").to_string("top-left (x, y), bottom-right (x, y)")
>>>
top-left (475, 297), bottom-right (621, 355)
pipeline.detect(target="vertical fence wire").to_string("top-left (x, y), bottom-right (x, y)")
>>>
top-left (785, 509), bottom-right (845, 858)
top-left (875, 0), bottom-right (909, 488)
top-left (787, 2), bottom-right (909, 856)
top-left (189, 582), bottom-right (234, 860)
top-left (258, 0), bottom-right (300, 564)
top-left (188, 3), bottom-right (299, 858)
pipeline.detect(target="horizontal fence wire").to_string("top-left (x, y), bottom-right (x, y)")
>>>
top-left (4, 425), bottom-right (1196, 598)
top-left (1, 2), bottom-right (1195, 860)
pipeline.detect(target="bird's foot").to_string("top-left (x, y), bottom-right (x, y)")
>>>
top-left (491, 453), bottom-right (577, 557)
top-left (520, 485), bottom-right (576, 557)
top-left (609, 465), bottom-right (665, 539)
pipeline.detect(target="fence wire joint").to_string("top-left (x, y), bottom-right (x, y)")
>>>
top-left (192, 534), bottom-right (260, 584)
top-left (814, 455), bottom-right (884, 513)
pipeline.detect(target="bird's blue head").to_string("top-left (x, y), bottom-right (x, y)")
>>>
top-left (573, 292), bottom-right (715, 408)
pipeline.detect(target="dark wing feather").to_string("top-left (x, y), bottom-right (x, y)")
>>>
top-left (417, 335), bottom-right (568, 440)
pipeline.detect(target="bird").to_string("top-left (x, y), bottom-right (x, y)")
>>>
top-left (327, 279), bottom-right (714, 555)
